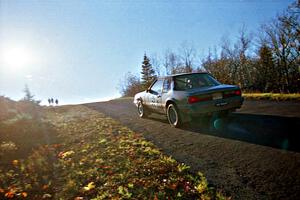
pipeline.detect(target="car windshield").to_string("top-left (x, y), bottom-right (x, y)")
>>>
top-left (174, 73), bottom-right (220, 90)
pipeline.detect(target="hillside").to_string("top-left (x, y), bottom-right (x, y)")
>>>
top-left (0, 97), bottom-right (227, 199)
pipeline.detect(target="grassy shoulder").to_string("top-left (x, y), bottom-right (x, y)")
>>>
top-left (0, 99), bottom-right (228, 199)
top-left (242, 93), bottom-right (300, 101)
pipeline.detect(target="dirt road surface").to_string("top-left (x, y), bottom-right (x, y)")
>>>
top-left (85, 99), bottom-right (300, 200)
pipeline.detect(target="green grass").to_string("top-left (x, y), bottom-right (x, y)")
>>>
top-left (242, 93), bottom-right (300, 101)
top-left (0, 102), bottom-right (228, 199)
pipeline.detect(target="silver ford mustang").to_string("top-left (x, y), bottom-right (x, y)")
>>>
top-left (134, 72), bottom-right (244, 127)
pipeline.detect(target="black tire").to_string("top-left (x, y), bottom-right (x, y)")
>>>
top-left (137, 101), bottom-right (148, 118)
top-left (219, 110), bottom-right (229, 118)
top-left (167, 104), bottom-right (182, 128)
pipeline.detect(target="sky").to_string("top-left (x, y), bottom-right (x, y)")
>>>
top-left (0, 0), bottom-right (294, 105)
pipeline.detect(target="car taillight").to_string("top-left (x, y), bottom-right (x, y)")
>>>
top-left (234, 90), bottom-right (241, 96)
top-left (188, 96), bottom-right (200, 104)
top-left (188, 96), bottom-right (211, 104)
top-left (223, 89), bottom-right (242, 98)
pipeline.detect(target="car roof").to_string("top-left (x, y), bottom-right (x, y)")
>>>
top-left (158, 72), bottom-right (209, 79)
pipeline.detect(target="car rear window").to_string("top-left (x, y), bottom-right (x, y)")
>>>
top-left (174, 73), bottom-right (220, 91)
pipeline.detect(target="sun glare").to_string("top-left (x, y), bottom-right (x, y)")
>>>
top-left (0, 46), bottom-right (35, 69)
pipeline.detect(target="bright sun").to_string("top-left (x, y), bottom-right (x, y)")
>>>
top-left (1, 46), bottom-right (35, 69)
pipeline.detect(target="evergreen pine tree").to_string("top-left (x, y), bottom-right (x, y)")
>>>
top-left (23, 84), bottom-right (35, 101)
top-left (23, 84), bottom-right (41, 105)
top-left (141, 53), bottom-right (156, 89)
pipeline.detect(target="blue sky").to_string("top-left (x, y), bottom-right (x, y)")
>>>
top-left (0, 0), bottom-right (293, 104)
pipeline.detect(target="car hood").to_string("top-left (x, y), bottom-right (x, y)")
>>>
top-left (134, 91), bottom-right (146, 98)
top-left (187, 84), bottom-right (239, 96)
top-left (133, 91), bottom-right (146, 103)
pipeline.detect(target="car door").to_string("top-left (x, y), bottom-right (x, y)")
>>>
top-left (160, 77), bottom-right (171, 113)
top-left (148, 79), bottom-right (163, 112)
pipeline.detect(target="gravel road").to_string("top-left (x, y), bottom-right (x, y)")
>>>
top-left (85, 99), bottom-right (300, 200)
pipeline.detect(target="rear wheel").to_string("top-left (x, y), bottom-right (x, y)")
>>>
top-left (137, 101), bottom-right (148, 118)
top-left (219, 110), bottom-right (229, 118)
top-left (167, 104), bottom-right (182, 128)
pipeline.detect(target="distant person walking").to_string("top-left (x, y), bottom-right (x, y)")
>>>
top-left (51, 98), bottom-right (54, 104)
top-left (48, 98), bottom-right (51, 105)
top-left (55, 99), bottom-right (58, 105)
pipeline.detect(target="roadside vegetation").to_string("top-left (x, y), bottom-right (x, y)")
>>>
top-left (0, 96), bottom-right (228, 199)
top-left (119, 1), bottom-right (299, 97)
top-left (243, 93), bottom-right (300, 101)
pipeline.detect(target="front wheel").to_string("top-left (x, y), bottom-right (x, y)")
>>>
top-left (137, 101), bottom-right (148, 118)
top-left (167, 104), bottom-right (182, 128)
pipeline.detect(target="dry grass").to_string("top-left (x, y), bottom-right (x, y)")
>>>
top-left (0, 98), bottom-right (228, 199)
top-left (242, 93), bottom-right (300, 101)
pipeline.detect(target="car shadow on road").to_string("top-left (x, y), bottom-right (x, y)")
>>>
top-left (149, 112), bottom-right (300, 153)
top-left (188, 113), bottom-right (300, 152)
top-left (84, 102), bottom-right (299, 153)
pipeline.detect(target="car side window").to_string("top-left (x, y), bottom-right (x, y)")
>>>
top-left (163, 78), bottom-right (171, 93)
top-left (150, 79), bottom-right (164, 94)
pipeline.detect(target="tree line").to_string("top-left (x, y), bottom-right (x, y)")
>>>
top-left (119, 1), bottom-right (299, 96)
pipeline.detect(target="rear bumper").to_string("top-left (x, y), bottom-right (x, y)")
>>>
top-left (178, 96), bottom-right (244, 122)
